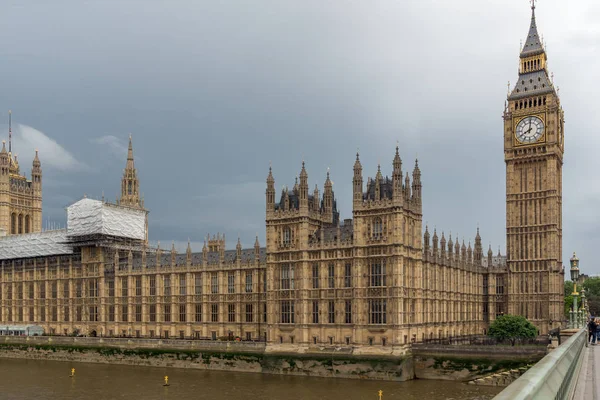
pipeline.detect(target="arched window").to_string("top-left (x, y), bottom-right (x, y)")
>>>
top-left (10, 213), bottom-right (16, 234)
top-left (128, 181), bottom-right (133, 195)
top-left (372, 217), bottom-right (382, 239)
top-left (18, 214), bottom-right (23, 234)
top-left (24, 215), bottom-right (30, 234)
top-left (282, 226), bottom-right (292, 247)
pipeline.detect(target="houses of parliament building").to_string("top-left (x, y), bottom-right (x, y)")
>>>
top-left (0, 4), bottom-right (564, 349)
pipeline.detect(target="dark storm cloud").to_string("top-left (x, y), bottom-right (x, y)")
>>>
top-left (0, 0), bottom-right (597, 273)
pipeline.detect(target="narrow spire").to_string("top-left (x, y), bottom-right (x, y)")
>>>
top-left (520, 1), bottom-right (543, 57)
top-left (8, 110), bottom-right (12, 154)
top-left (126, 134), bottom-right (134, 169)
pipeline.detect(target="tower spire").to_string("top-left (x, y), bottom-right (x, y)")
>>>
top-left (119, 134), bottom-right (141, 209)
top-left (8, 110), bottom-right (11, 154)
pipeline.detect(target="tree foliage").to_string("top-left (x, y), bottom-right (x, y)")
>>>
top-left (488, 314), bottom-right (537, 345)
top-left (583, 277), bottom-right (600, 316)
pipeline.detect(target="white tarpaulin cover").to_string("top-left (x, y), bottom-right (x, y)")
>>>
top-left (67, 198), bottom-right (146, 240)
top-left (0, 229), bottom-right (73, 260)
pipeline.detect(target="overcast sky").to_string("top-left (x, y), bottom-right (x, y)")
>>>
top-left (1, 0), bottom-right (599, 274)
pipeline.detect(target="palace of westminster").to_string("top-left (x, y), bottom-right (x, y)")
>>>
top-left (0, 5), bottom-right (565, 348)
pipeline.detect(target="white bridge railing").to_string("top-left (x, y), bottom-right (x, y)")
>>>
top-left (493, 329), bottom-right (586, 400)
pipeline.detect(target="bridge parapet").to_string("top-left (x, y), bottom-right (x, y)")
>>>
top-left (493, 328), bottom-right (586, 400)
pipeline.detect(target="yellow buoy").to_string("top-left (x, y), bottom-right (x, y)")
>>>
top-left (70, 368), bottom-right (75, 378)
top-left (163, 375), bottom-right (170, 387)
top-left (378, 390), bottom-right (383, 400)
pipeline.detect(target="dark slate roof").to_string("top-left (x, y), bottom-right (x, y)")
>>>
top-left (125, 247), bottom-right (266, 269)
top-left (364, 177), bottom-right (393, 201)
top-left (310, 219), bottom-right (353, 244)
top-left (520, 9), bottom-right (544, 57)
top-left (508, 70), bottom-right (554, 101)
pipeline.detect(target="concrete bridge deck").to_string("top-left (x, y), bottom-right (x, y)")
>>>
top-left (574, 341), bottom-right (599, 400)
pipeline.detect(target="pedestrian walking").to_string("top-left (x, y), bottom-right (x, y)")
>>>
top-left (588, 317), bottom-right (597, 345)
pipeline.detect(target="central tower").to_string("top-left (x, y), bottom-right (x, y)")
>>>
top-left (504, 3), bottom-right (564, 333)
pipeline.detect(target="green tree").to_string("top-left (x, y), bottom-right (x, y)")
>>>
top-left (565, 281), bottom-right (574, 316)
top-left (582, 277), bottom-right (600, 316)
top-left (488, 314), bottom-right (537, 345)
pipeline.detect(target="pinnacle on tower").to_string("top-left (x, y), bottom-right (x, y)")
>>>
top-left (520, 1), bottom-right (544, 58)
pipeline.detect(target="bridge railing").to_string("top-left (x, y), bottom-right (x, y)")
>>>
top-left (493, 329), bottom-right (586, 400)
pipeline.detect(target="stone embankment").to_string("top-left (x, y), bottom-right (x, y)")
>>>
top-left (0, 336), bottom-right (546, 382)
top-left (0, 336), bottom-right (413, 381)
top-left (468, 366), bottom-right (531, 387)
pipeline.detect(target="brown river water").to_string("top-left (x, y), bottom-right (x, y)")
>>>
top-left (0, 358), bottom-right (502, 400)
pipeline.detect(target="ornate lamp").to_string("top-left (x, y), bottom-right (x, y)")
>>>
top-left (569, 252), bottom-right (581, 328)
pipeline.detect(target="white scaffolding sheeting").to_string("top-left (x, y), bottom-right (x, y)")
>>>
top-left (0, 230), bottom-right (73, 260)
top-left (67, 198), bottom-right (146, 240)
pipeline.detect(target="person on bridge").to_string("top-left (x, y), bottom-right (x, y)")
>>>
top-left (588, 317), bottom-right (597, 345)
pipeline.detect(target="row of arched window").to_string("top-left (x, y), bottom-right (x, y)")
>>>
top-left (521, 58), bottom-right (542, 73)
top-left (10, 213), bottom-right (31, 235)
top-left (515, 96), bottom-right (547, 110)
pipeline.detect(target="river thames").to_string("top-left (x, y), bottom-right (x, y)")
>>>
top-left (0, 358), bottom-right (501, 399)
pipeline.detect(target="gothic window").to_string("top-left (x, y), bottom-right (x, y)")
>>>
top-left (135, 305), bottom-right (142, 322)
top-left (211, 273), bottom-right (218, 294)
top-left (24, 215), bottom-right (30, 234)
top-left (372, 217), bottom-right (382, 239)
top-left (194, 273), bottom-right (202, 295)
top-left (328, 301), bottom-right (335, 323)
top-left (369, 299), bottom-right (387, 324)
top-left (369, 260), bottom-right (386, 287)
top-left (128, 181), bottom-right (133, 195)
top-left (179, 274), bottom-right (186, 295)
top-left (280, 300), bottom-right (295, 324)
top-left (121, 305), bottom-right (128, 322)
top-left (18, 214), bottom-right (23, 234)
top-left (228, 304), bottom-right (236, 322)
top-left (228, 272), bottom-right (235, 294)
top-left (345, 300), bottom-right (352, 324)
top-left (179, 304), bottom-right (186, 322)
top-left (149, 305), bottom-right (156, 322)
top-left (163, 276), bottom-right (170, 296)
top-left (195, 304), bottom-right (202, 322)
top-left (149, 277), bottom-right (155, 296)
top-left (312, 301), bottom-right (319, 323)
top-left (312, 263), bottom-right (319, 289)
top-left (211, 304), bottom-right (218, 322)
top-left (136, 277), bottom-right (142, 296)
top-left (245, 304), bottom-right (253, 322)
top-left (163, 304), bottom-right (171, 322)
top-left (245, 272), bottom-right (253, 293)
top-left (344, 263), bottom-right (352, 288)
top-left (280, 264), bottom-right (294, 290)
top-left (328, 263), bottom-right (335, 288)
top-left (64, 307), bottom-right (70, 322)
top-left (282, 226), bottom-right (292, 247)
top-left (10, 213), bottom-right (16, 234)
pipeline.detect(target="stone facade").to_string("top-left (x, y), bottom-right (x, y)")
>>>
top-left (0, 112), bottom-right (42, 236)
top-left (0, 5), bottom-right (564, 344)
top-left (504, 5), bottom-right (565, 333)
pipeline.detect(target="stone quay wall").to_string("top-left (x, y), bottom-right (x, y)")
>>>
top-left (0, 336), bottom-right (548, 382)
top-left (0, 336), bottom-right (413, 382)
top-left (412, 344), bottom-right (546, 381)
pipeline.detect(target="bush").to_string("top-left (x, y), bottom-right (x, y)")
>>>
top-left (488, 314), bottom-right (537, 346)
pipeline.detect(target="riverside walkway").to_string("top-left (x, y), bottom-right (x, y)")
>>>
top-left (573, 339), bottom-right (599, 400)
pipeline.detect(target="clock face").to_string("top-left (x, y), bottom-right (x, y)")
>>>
top-left (515, 116), bottom-right (544, 144)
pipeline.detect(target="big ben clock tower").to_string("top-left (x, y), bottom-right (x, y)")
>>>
top-left (504, 2), bottom-right (565, 334)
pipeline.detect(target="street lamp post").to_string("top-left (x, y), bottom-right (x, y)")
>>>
top-left (569, 252), bottom-right (581, 329)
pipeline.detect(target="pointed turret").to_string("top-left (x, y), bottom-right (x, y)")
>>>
top-left (119, 134), bottom-right (142, 209)
top-left (353, 152), bottom-right (363, 207)
top-left (323, 169), bottom-right (333, 222)
top-left (313, 184), bottom-right (320, 211)
top-left (254, 235), bottom-right (261, 262)
top-left (467, 242), bottom-right (473, 263)
top-left (474, 227), bottom-right (483, 264)
top-left (412, 159), bottom-right (421, 202)
top-left (266, 163), bottom-right (275, 214)
top-left (236, 236), bottom-right (242, 259)
top-left (186, 239), bottom-right (192, 266)
top-left (520, 3), bottom-right (544, 58)
top-left (423, 225), bottom-right (430, 253)
top-left (0, 141), bottom-right (8, 177)
top-left (488, 244), bottom-right (493, 268)
top-left (440, 232), bottom-right (446, 256)
top-left (432, 228), bottom-right (439, 256)
top-left (374, 164), bottom-right (382, 201)
top-left (299, 161), bottom-right (309, 210)
top-left (404, 172), bottom-right (411, 199)
top-left (392, 145), bottom-right (403, 202)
